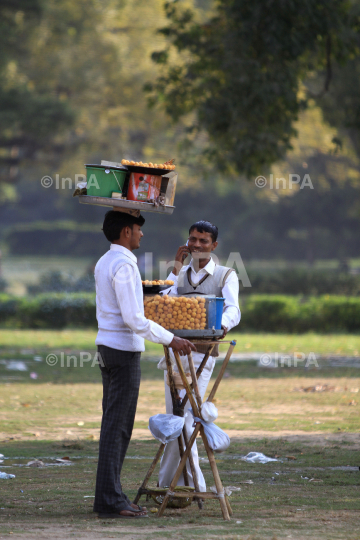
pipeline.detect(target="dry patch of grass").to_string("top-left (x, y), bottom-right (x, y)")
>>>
top-left (0, 372), bottom-right (359, 440)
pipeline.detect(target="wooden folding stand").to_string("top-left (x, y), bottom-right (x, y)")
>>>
top-left (133, 339), bottom-right (237, 520)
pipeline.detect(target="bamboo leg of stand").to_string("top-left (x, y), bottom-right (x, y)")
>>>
top-left (173, 351), bottom-right (200, 417)
top-left (133, 443), bottom-right (165, 504)
top-left (157, 423), bottom-right (202, 517)
top-left (164, 346), bottom-right (189, 486)
top-left (179, 345), bottom-right (214, 507)
top-left (187, 352), bottom-right (202, 412)
top-left (199, 426), bottom-right (231, 521)
top-left (182, 424), bottom-right (203, 510)
top-left (225, 495), bottom-right (233, 516)
top-left (173, 351), bottom-right (205, 506)
top-left (181, 345), bottom-right (214, 411)
top-left (174, 350), bottom-right (205, 508)
top-left (164, 347), bottom-right (181, 414)
top-left (207, 341), bottom-right (236, 403)
top-left (193, 341), bottom-right (236, 521)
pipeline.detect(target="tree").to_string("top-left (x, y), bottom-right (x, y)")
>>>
top-left (146, 0), bottom-right (358, 177)
top-left (0, 0), bottom-right (74, 194)
top-left (312, 1), bottom-right (360, 157)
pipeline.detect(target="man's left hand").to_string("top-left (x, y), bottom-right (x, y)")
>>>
top-left (221, 325), bottom-right (228, 339)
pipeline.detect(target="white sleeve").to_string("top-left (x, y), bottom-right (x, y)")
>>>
top-left (221, 271), bottom-right (241, 331)
top-left (114, 264), bottom-right (174, 345)
top-left (165, 271), bottom-right (178, 296)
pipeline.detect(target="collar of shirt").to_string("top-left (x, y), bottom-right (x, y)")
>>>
top-left (110, 243), bottom-right (137, 263)
top-left (189, 255), bottom-right (215, 275)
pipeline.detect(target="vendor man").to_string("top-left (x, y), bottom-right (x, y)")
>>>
top-left (158, 220), bottom-right (240, 491)
top-left (93, 210), bottom-right (195, 519)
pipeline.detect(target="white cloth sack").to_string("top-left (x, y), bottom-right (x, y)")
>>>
top-left (201, 402), bottom-right (218, 423)
top-left (190, 409), bottom-right (230, 453)
top-left (157, 351), bottom-right (189, 372)
top-left (201, 421), bottom-right (230, 453)
top-left (148, 414), bottom-right (185, 444)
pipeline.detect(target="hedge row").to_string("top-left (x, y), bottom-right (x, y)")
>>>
top-left (241, 269), bottom-right (360, 296)
top-left (0, 293), bottom-right (96, 329)
top-left (1, 293), bottom-right (360, 333)
top-left (240, 295), bottom-right (360, 333)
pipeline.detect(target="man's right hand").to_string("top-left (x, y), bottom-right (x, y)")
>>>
top-left (169, 336), bottom-right (196, 356)
top-left (172, 245), bottom-right (190, 275)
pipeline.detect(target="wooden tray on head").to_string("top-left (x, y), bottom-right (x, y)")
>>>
top-left (79, 195), bottom-right (174, 214)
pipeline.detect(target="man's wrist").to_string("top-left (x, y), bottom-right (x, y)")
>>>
top-left (165, 333), bottom-right (174, 346)
top-left (172, 261), bottom-right (183, 276)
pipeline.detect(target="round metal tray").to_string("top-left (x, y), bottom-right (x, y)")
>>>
top-left (169, 329), bottom-right (224, 339)
top-left (143, 284), bottom-right (173, 294)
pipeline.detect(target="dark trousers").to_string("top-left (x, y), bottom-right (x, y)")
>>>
top-left (93, 345), bottom-right (141, 514)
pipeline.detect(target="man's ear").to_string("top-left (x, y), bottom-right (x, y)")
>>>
top-left (211, 241), bottom-right (218, 251)
top-left (120, 226), bottom-right (130, 239)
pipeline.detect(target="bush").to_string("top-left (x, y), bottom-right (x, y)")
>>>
top-left (0, 294), bottom-right (19, 324)
top-left (27, 271), bottom-right (95, 295)
top-left (239, 295), bottom-right (360, 333)
top-left (241, 269), bottom-right (360, 296)
top-left (0, 293), bottom-right (96, 329)
top-left (1, 293), bottom-right (360, 332)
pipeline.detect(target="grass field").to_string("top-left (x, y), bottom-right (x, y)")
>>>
top-left (0, 330), bottom-right (360, 538)
top-left (1, 329), bottom-right (360, 356)
top-left (0, 437), bottom-right (359, 539)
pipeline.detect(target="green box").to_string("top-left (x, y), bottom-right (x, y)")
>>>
top-left (85, 164), bottom-right (127, 198)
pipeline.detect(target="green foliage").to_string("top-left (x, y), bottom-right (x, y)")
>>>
top-left (241, 294), bottom-right (360, 333)
top-left (243, 269), bottom-right (360, 296)
top-left (0, 0), bottom-right (74, 176)
top-left (147, 0), bottom-right (358, 176)
top-left (27, 270), bottom-right (95, 294)
top-left (0, 293), bottom-right (96, 329)
top-left (0, 0), bottom-right (359, 269)
top-left (0, 0), bottom-right (42, 69)
top-left (1, 292), bottom-right (360, 332)
top-left (0, 293), bottom-right (18, 324)
top-left (312, 1), bottom-right (360, 155)
top-left (0, 0), bottom-right (201, 208)
top-left (5, 220), bottom-right (103, 257)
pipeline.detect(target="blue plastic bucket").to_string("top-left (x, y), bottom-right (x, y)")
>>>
top-left (206, 298), bottom-right (217, 329)
top-left (215, 297), bottom-right (225, 329)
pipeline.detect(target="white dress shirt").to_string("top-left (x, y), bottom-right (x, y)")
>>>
top-left (95, 244), bottom-right (173, 351)
top-left (166, 256), bottom-right (240, 330)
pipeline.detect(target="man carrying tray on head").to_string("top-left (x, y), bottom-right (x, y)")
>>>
top-left (93, 210), bottom-right (196, 519)
top-left (158, 220), bottom-right (241, 492)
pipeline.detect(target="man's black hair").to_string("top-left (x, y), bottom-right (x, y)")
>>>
top-left (189, 220), bottom-right (218, 242)
top-left (102, 210), bottom-right (145, 242)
